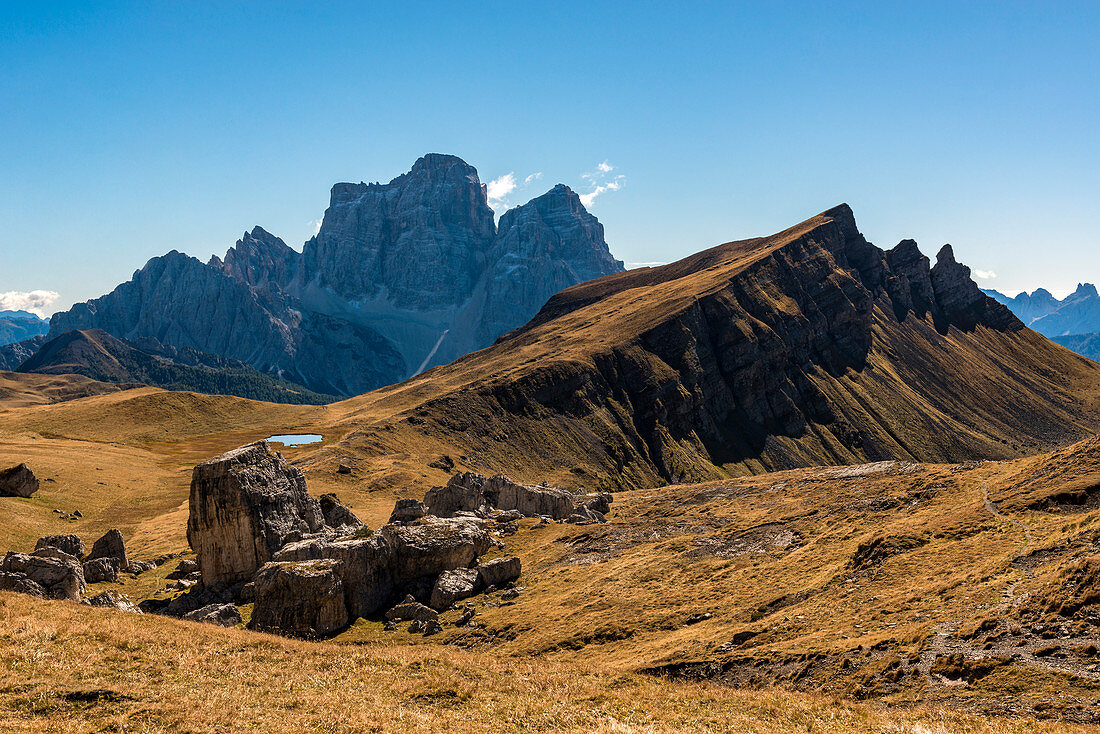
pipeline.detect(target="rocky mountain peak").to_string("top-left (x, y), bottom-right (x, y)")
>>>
top-left (1072, 283), bottom-right (1099, 299)
top-left (46, 154), bottom-right (626, 396)
top-left (218, 226), bottom-right (300, 288)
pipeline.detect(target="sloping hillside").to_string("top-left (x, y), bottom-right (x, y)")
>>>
top-left (310, 205), bottom-right (1100, 488)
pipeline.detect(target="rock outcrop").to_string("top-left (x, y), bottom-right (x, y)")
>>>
top-left (35, 534), bottom-right (86, 558)
top-left (184, 603), bottom-right (243, 627)
top-left (476, 556), bottom-right (522, 589)
top-left (0, 464), bottom-right (39, 498)
top-left (424, 472), bottom-right (575, 521)
top-left (249, 560), bottom-right (348, 638)
top-left (82, 590), bottom-right (137, 612)
top-left (429, 568), bottom-right (479, 610)
top-left (273, 535), bottom-right (392, 619)
top-left (274, 516), bottom-right (492, 620)
top-left (187, 442), bottom-right (325, 585)
top-left (318, 493), bottom-right (362, 529)
top-left (82, 557), bottom-right (119, 584)
top-left (48, 155), bottom-right (624, 396)
top-left (0, 549), bottom-right (85, 600)
top-left (86, 529), bottom-right (128, 571)
top-left (388, 499), bottom-right (427, 524)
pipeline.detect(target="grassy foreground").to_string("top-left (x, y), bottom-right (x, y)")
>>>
top-left (0, 593), bottom-right (1092, 734)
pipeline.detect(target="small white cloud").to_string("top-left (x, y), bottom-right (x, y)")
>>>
top-left (487, 171), bottom-right (545, 214)
top-left (0, 290), bottom-right (60, 318)
top-left (579, 176), bottom-right (624, 207)
top-left (310, 218), bottom-right (323, 235)
top-left (487, 172), bottom-right (516, 202)
top-left (579, 160), bottom-right (625, 207)
top-left (486, 172), bottom-right (518, 214)
top-left (972, 269), bottom-right (997, 280)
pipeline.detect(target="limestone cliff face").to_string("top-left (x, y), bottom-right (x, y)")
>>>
top-left (300, 154), bottom-right (496, 311)
top-left (482, 184), bottom-right (624, 347)
top-left (47, 155), bottom-right (625, 394)
top-left (293, 156), bottom-right (625, 372)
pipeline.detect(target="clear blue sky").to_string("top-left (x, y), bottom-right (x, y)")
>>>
top-left (1, 1), bottom-right (1097, 315)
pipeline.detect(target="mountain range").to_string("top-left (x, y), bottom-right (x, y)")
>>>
top-left (5, 202), bottom-right (1100, 725)
top-left (985, 282), bottom-right (1100, 337)
top-left (45, 154), bottom-right (624, 396)
top-left (0, 310), bottom-right (49, 346)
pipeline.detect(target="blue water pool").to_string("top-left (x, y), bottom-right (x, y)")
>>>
top-left (266, 434), bottom-right (323, 446)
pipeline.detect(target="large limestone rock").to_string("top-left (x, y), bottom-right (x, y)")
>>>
top-left (184, 603), bottom-right (243, 627)
top-left (82, 557), bottom-right (119, 584)
top-left (82, 589), bottom-right (137, 612)
top-left (187, 442), bottom-right (325, 585)
top-left (274, 534), bottom-right (393, 619)
top-left (0, 549), bottom-right (85, 600)
top-left (388, 498), bottom-right (427, 524)
top-left (424, 473), bottom-right (574, 521)
top-left (86, 529), bottom-right (128, 570)
top-left (249, 560), bottom-right (348, 638)
top-left (274, 516), bottom-right (492, 621)
top-left (477, 556), bottom-right (522, 589)
top-left (429, 568), bottom-right (479, 610)
top-left (0, 464), bottom-right (39, 498)
top-left (381, 516), bottom-right (493, 580)
top-left (36, 534), bottom-right (86, 558)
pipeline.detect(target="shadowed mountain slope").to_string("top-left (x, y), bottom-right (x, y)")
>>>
top-left (18, 329), bottom-right (338, 405)
top-left (317, 204), bottom-right (1100, 487)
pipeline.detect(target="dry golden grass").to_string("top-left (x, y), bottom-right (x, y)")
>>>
top-left (0, 592), bottom-right (1092, 734)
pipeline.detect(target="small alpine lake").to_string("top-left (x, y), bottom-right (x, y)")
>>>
top-left (265, 434), bottom-right (323, 446)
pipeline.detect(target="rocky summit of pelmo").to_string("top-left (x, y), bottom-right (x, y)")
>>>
top-left (47, 154), bottom-right (624, 396)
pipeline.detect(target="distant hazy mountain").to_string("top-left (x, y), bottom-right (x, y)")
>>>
top-left (1053, 333), bottom-right (1100, 362)
top-left (984, 283), bottom-right (1100, 337)
top-left (49, 154), bottom-right (625, 396)
top-left (0, 310), bottom-right (49, 346)
top-left (18, 329), bottom-right (338, 405)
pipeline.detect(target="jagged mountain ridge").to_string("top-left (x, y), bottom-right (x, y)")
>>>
top-left (47, 155), bottom-right (624, 395)
top-left (986, 283), bottom-right (1100, 337)
top-left (321, 204), bottom-right (1100, 487)
top-left (17, 329), bottom-right (338, 404)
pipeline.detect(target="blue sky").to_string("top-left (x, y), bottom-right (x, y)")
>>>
top-left (1, 1), bottom-right (1097, 315)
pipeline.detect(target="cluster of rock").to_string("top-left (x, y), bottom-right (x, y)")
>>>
top-left (423, 471), bottom-right (612, 525)
top-left (0, 528), bottom-right (154, 604)
top-left (1, 440), bottom-right (612, 642)
top-left (167, 442), bottom-right (615, 639)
